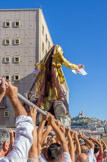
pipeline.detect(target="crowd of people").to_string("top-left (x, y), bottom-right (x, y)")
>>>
top-left (0, 77), bottom-right (107, 162)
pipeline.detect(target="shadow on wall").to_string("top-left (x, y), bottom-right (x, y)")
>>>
top-left (13, 73), bottom-right (34, 96)
top-left (0, 73), bottom-right (35, 126)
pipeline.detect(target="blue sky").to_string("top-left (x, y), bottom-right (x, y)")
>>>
top-left (1, 0), bottom-right (107, 120)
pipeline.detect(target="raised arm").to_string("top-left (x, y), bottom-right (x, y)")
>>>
top-left (74, 131), bottom-right (81, 155)
top-left (28, 107), bottom-right (39, 162)
top-left (5, 81), bottom-right (34, 162)
top-left (6, 82), bottom-right (27, 117)
top-left (47, 112), bottom-right (69, 153)
top-left (80, 134), bottom-right (94, 150)
top-left (100, 138), bottom-right (107, 150)
top-left (8, 128), bottom-right (15, 151)
top-left (41, 124), bottom-right (52, 146)
top-left (61, 54), bottom-right (79, 70)
top-left (89, 136), bottom-right (103, 152)
top-left (66, 127), bottom-right (75, 162)
top-left (0, 78), bottom-right (7, 102)
top-left (37, 114), bottom-right (47, 155)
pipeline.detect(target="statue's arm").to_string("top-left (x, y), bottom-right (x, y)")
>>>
top-left (61, 55), bottom-right (79, 70)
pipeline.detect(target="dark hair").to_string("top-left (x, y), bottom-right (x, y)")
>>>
top-left (94, 144), bottom-right (99, 154)
top-left (0, 128), bottom-right (10, 151)
top-left (47, 143), bottom-right (63, 161)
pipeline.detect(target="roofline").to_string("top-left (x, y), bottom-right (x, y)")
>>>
top-left (0, 9), bottom-right (53, 45)
top-left (0, 8), bottom-right (41, 11)
top-left (40, 9), bottom-right (53, 45)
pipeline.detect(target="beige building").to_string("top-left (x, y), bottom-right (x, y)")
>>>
top-left (0, 9), bottom-right (53, 126)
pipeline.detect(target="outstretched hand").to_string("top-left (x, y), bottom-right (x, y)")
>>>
top-left (78, 64), bottom-right (84, 69)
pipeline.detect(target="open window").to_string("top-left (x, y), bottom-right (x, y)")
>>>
top-left (42, 24), bottom-right (44, 35)
top-left (5, 75), bottom-right (10, 81)
top-left (48, 41), bottom-right (50, 49)
top-left (46, 34), bottom-right (48, 43)
top-left (4, 111), bottom-right (9, 117)
top-left (14, 56), bottom-right (20, 63)
top-left (4, 38), bottom-right (11, 46)
top-left (42, 42), bottom-right (44, 53)
top-left (14, 74), bottom-right (20, 81)
top-left (4, 20), bottom-right (11, 28)
top-left (14, 38), bottom-right (20, 45)
top-left (4, 56), bottom-right (10, 64)
top-left (45, 49), bottom-right (47, 54)
top-left (14, 20), bottom-right (20, 28)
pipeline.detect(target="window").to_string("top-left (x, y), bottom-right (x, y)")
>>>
top-left (14, 56), bottom-right (20, 63)
top-left (4, 56), bottom-right (10, 64)
top-left (5, 75), bottom-right (10, 81)
top-left (4, 38), bottom-right (11, 45)
top-left (48, 41), bottom-right (50, 49)
top-left (42, 42), bottom-right (44, 53)
top-left (14, 74), bottom-right (20, 81)
top-left (4, 20), bottom-right (11, 28)
top-left (42, 25), bottom-right (44, 35)
top-left (14, 20), bottom-right (20, 28)
top-left (45, 49), bottom-right (47, 54)
top-left (4, 111), bottom-right (9, 117)
top-left (46, 34), bottom-right (48, 43)
top-left (14, 38), bottom-right (20, 45)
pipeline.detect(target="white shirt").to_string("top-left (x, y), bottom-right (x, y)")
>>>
top-left (39, 152), bottom-right (72, 162)
top-left (0, 115), bottom-right (34, 162)
top-left (88, 148), bottom-right (97, 162)
top-left (102, 159), bottom-right (107, 162)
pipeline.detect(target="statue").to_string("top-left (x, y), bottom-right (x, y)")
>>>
top-left (28, 45), bottom-right (85, 126)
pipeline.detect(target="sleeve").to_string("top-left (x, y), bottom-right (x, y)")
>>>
top-left (7, 115), bottom-right (34, 162)
top-left (62, 152), bottom-right (72, 162)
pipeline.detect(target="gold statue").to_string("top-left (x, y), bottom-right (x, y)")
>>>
top-left (32, 45), bottom-right (84, 112)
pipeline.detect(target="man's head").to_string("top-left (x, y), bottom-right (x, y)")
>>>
top-left (76, 153), bottom-right (88, 162)
top-left (94, 144), bottom-right (99, 157)
top-left (47, 143), bottom-right (63, 162)
top-left (0, 128), bottom-right (10, 157)
top-left (81, 145), bottom-right (89, 154)
top-left (54, 45), bottom-right (63, 56)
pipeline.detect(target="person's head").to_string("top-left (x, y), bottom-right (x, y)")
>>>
top-left (94, 144), bottom-right (99, 153)
top-left (81, 145), bottom-right (89, 154)
top-left (94, 144), bottom-right (100, 158)
top-left (104, 150), bottom-right (107, 160)
top-left (54, 45), bottom-right (63, 55)
top-left (76, 153), bottom-right (88, 162)
top-left (47, 143), bottom-right (63, 162)
top-left (0, 128), bottom-right (10, 157)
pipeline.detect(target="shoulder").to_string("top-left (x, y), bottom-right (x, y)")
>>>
top-left (88, 148), bottom-right (94, 155)
top-left (88, 148), bottom-right (97, 162)
top-left (39, 154), bottom-right (48, 162)
top-left (62, 152), bottom-right (72, 162)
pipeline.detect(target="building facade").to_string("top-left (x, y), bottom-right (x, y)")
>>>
top-left (0, 9), bottom-right (53, 126)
